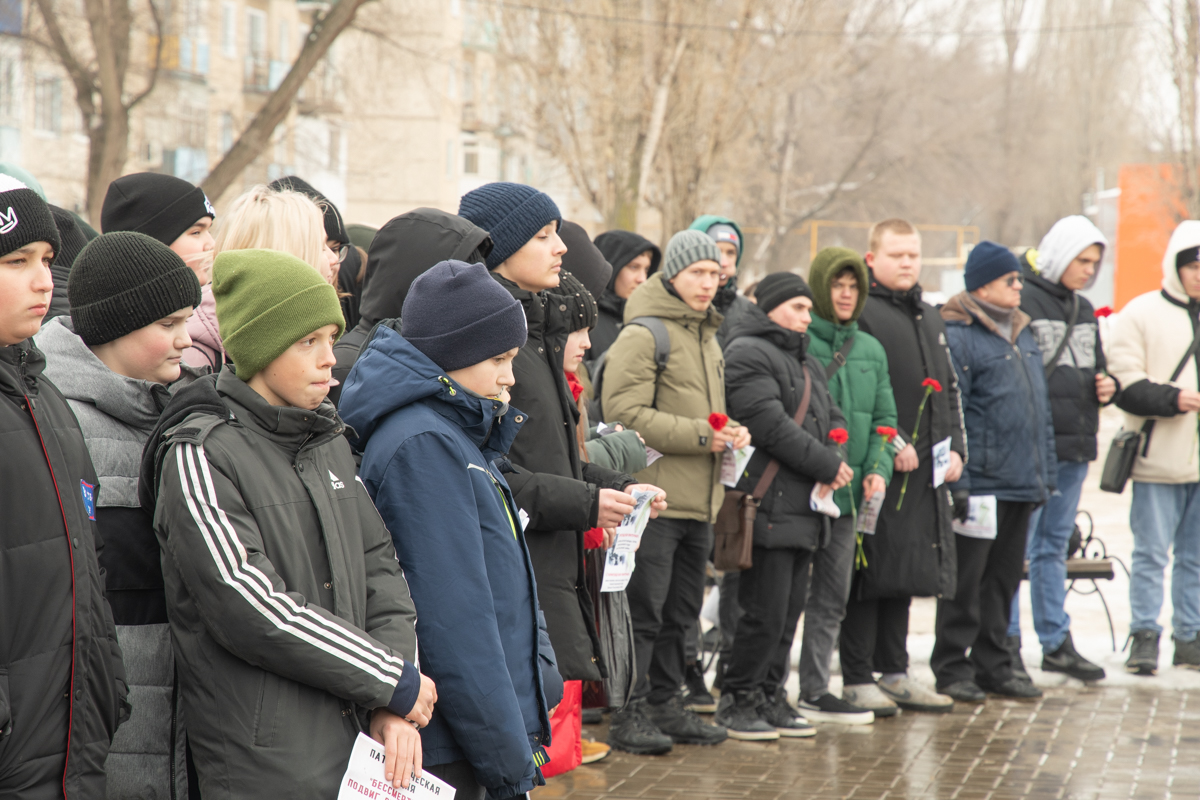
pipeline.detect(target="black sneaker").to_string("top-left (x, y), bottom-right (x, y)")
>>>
top-left (1173, 635), bottom-right (1200, 669)
top-left (713, 690), bottom-right (779, 741)
top-left (682, 661), bottom-right (716, 713)
top-left (797, 693), bottom-right (874, 725)
top-left (1006, 635), bottom-right (1031, 683)
top-left (582, 708), bottom-right (604, 725)
top-left (607, 699), bottom-right (673, 755)
top-left (939, 680), bottom-right (986, 704)
top-left (1126, 630), bottom-right (1160, 676)
top-left (645, 695), bottom-right (728, 745)
top-left (977, 676), bottom-right (1043, 699)
top-left (1042, 631), bottom-right (1105, 681)
top-left (758, 688), bottom-right (816, 738)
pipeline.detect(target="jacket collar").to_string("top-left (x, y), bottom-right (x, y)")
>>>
top-left (808, 314), bottom-right (858, 350)
top-left (216, 367), bottom-right (342, 454)
top-left (867, 272), bottom-right (925, 312)
top-left (493, 273), bottom-right (545, 335)
top-left (0, 338), bottom-right (42, 402)
top-left (726, 301), bottom-right (807, 358)
top-left (598, 288), bottom-right (625, 320)
top-left (941, 291), bottom-right (1031, 342)
top-left (1024, 271), bottom-right (1073, 302)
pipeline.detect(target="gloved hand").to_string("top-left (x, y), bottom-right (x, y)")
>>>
top-left (952, 490), bottom-right (971, 523)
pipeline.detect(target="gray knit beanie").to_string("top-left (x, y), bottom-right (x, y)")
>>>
top-left (661, 230), bottom-right (722, 281)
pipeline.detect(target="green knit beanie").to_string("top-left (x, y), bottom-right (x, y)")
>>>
top-left (808, 246), bottom-right (868, 324)
top-left (212, 248), bottom-right (345, 380)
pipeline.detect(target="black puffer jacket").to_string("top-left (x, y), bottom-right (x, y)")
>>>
top-left (1021, 272), bottom-right (1113, 463)
top-left (723, 304), bottom-right (845, 550)
top-left (330, 209), bottom-right (492, 406)
top-left (854, 279), bottom-right (963, 600)
top-left (496, 274), bottom-right (633, 681)
top-left (590, 230), bottom-right (661, 363)
top-left (0, 340), bottom-right (129, 799)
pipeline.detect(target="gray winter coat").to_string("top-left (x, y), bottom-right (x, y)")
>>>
top-left (144, 369), bottom-right (421, 800)
top-left (36, 317), bottom-right (202, 800)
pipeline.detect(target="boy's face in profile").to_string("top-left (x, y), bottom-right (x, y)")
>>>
top-left (90, 306), bottom-right (194, 385)
top-left (247, 324), bottom-right (340, 410)
top-left (0, 241), bottom-right (55, 346)
top-left (446, 347), bottom-right (519, 405)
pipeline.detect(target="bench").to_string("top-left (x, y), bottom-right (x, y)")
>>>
top-left (1022, 557), bottom-right (1115, 581)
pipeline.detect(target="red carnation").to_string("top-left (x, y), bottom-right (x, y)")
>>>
top-left (1095, 306), bottom-right (1114, 318)
top-left (922, 377), bottom-right (943, 393)
top-left (876, 426), bottom-right (898, 441)
top-left (828, 428), bottom-right (849, 445)
top-left (708, 413), bottom-right (729, 431)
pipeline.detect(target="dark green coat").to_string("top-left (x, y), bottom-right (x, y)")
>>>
top-left (807, 247), bottom-right (898, 515)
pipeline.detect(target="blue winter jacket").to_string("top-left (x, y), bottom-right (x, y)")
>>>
top-left (340, 326), bottom-right (561, 799)
top-left (940, 292), bottom-right (1057, 504)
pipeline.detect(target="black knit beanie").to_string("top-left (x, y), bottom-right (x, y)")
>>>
top-left (0, 174), bottom-right (60, 256)
top-left (69, 231), bottom-right (202, 346)
top-left (101, 173), bottom-right (215, 246)
top-left (756, 271), bottom-right (814, 314)
top-left (552, 271), bottom-right (598, 333)
top-left (268, 175), bottom-right (349, 245)
top-left (50, 205), bottom-right (87, 270)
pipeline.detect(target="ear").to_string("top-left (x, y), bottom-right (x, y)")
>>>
top-left (864, 251), bottom-right (876, 268)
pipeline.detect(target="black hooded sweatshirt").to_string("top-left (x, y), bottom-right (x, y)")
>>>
top-left (590, 230), bottom-right (661, 362)
top-left (45, 205), bottom-right (90, 322)
top-left (329, 209), bottom-right (492, 405)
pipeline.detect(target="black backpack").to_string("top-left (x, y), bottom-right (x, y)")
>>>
top-left (590, 316), bottom-right (671, 422)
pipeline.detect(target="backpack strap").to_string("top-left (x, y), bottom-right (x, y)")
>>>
top-left (751, 365), bottom-right (813, 499)
top-left (593, 316), bottom-right (672, 420)
top-left (825, 335), bottom-right (856, 381)
top-left (1043, 295), bottom-right (1080, 379)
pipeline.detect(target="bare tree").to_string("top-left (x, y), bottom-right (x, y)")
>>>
top-left (1157, 0), bottom-right (1200, 219)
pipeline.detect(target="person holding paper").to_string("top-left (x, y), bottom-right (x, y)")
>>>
top-left (839, 219), bottom-right (964, 716)
top-left (342, 260), bottom-right (565, 800)
top-left (934, 242), bottom-right (1057, 703)
top-left (803, 247), bottom-right (901, 718)
top-left (145, 250), bottom-right (434, 800)
top-left (718, 271), bottom-right (855, 737)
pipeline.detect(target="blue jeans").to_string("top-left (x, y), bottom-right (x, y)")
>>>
top-left (1129, 481), bottom-right (1200, 639)
top-left (1006, 461), bottom-right (1089, 650)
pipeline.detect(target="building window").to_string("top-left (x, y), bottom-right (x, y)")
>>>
top-left (463, 144), bottom-right (478, 175)
top-left (220, 112), bottom-right (234, 153)
top-left (277, 19), bottom-right (289, 62)
top-left (34, 75), bottom-right (61, 134)
top-left (247, 10), bottom-right (266, 59)
top-left (0, 57), bottom-right (17, 122)
top-left (221, 2), bottom-right (236, 58)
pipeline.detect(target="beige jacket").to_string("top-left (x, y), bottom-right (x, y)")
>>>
top-left (1107, 221), bottom-right (1200, 484)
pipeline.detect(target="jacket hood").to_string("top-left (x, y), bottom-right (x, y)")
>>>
top-left (35, 316), bottom-right (171, 433)
top-left (941, 290), bottom-right (1031, 341)
top-left (594, 230), bottom-right (662, 292)
top-left (688, 214), bottom-right (744, 266)
top-left (1161, 220), bottom-right (1200, 303)
top-left (723, 299), bottom-right (807, 356)
top-left (358, 209), bottom-right (493, 326)
top-left (558, 221), bottom-right (612, 298)
top-left (625, 271), bottom-right (723, 329)
top-left (340, 325), bottom-right (522, 460)
top-left (1034, 215), bottom-right (1108, 287)
top-left (809, 246), bottom-right (868, 324)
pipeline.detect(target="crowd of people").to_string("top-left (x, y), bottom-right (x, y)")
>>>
top-left (2, 167), bottom-right (1199, 800)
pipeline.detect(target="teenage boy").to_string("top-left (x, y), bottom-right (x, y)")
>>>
top-left (36, 231), bottom-right (201, 798)
top-left (458, 183), bottom-right (666, 724)
top-left (602, 230), bottom-right (746, 753)
top-left (717, 271), bottom-right (849, 739)
top-left (143, 248), bottom-right (435, 798)
top-left (935, 242), bottom-right (1057, 702)
top-left (801, 248), bottom-right (898, 722)
top-left (591, 229), bottom-right (662, 362)
top-left (341, 259), bottom-right (561, 800)
top-left (1007, 216), bottom-right (1113, 682)
top-left (839, 219), bottom-right (961, 715)
top-left (0, 175), bottom-right (129, 798)
top-left (1109, 220), bottom-right (1200, 675)
top-left (100, 172), bottom-right (218, 368)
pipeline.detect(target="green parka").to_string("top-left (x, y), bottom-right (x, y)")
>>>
top-left (806, 248), bottom-right (898, 515)
top-left (601, 273), bottom-right (726, 522)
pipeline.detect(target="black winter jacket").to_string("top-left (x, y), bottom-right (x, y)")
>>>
top-left (1021, 272), bottom-right (1114, 463)
top-left (590, 230), bottom-right (661, 363)
top-left (854, 280), bottom-right (963, 600)
top-left (0, 340), bottom-right (129, 800)
top-left (723, 304), bottom-right (846, 551)
top-left (496, 274), bottom-right (633, 681)
top-left (330, 209), bottom-right (492, 405)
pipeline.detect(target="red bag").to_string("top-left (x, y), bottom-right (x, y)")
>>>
top-left (539, 680), bottom-right (582, 778)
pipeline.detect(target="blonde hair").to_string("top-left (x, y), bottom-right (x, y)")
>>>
top-left (867, 218), bottom-right (920, 254)
top-left (213, 185), bottom-right (331, 279)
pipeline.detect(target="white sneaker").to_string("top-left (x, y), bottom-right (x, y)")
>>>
top-left (797, 693), bottom-right (874, 725)
top-left (841, 683), bottom-right (899, 718)
top-left (878, 675), bottom-right (955, 713)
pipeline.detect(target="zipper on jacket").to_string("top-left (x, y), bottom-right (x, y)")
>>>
top-left (472, 464), bottom-right (520, 540)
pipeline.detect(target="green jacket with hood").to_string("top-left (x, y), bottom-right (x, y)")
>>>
top-left (806, 248), bottom-right (898, 515)
top-left (689, 214), bottom-right (754, 347)
top-left (601, 273), bottom-right (727, 522)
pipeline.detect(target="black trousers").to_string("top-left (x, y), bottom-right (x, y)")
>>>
top-left (931, 500), bottom-right (1034, 688)
top-left (723, 546), bottom-right (813, 696)
top-left (839, 595), bottom-right (912, 686)
top-left (426, 759), bottom-right (529, 800)
top-left (626, 517), bottom-right (713, 704)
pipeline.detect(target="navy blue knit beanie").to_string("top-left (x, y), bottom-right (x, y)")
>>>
top-left (458, 182), bottom-right (561, 270)
top-left (402, 260), bottom-right (528, 372)
top-left (964, 240), bottom-right (1020, 292)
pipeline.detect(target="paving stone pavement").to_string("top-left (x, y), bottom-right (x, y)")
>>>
top-left (539, 686), bottom-right (1200, 799)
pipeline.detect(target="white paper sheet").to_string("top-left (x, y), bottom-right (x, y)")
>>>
top-left (337, 732), bottom-right (456, 800)
top-left (951, 495), bottom-right (998, 540)
top-left (809, 484), bottom-right (842, 518)
top-left (600, 490), bottom-right (657, 592)
top-left (720, 444), bottom-right (755, 488)
top-left (856, 491), bottom-right (885, 534)
top-left (932, 436), bottom-right (952, 488)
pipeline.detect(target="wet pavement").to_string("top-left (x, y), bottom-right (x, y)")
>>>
top-left (540, 686), bottom-right (1200, 799)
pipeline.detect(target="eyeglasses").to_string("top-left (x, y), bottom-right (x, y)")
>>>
top-left (1004, 275), bottom-right (1022, 287)
top-left (328, 242), bottom-right (350, 263)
